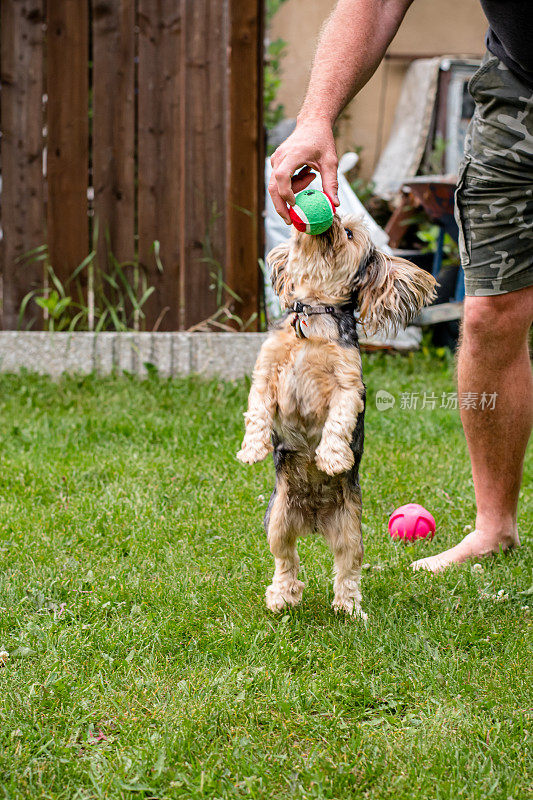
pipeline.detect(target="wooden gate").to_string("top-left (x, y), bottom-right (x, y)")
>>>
top-left (0, 0), bottom-right (264, 331)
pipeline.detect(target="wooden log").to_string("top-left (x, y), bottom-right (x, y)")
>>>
top-left (46, 0), bottom-right (89, 287)
top-left (0, 0), bottom-right (45, 329)
top-left (137, 0), bottom-right (182, 331)
top-left (225, 0), bottom-right (264, 330)
top-left (92, 0), bottom-right (135, 271)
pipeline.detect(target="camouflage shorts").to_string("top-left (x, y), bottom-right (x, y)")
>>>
top-left (455, 51), bottom-right (533, 296)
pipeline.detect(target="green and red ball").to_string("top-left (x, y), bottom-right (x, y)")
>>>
top-left (289, 188), bottom-right (336, 235)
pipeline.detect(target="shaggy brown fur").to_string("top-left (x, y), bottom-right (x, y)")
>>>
top-left (238, 215), bottom-right (436, 616)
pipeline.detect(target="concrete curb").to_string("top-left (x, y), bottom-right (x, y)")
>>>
top-left (0, 332), bottom-right (269, 380)
top-left (0, 328), bottom-right (421, 379)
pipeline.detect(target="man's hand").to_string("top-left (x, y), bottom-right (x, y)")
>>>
top-left (268, 118), bottom-right (340, 223)
top-left (267, 0), bottom-right (415, 223)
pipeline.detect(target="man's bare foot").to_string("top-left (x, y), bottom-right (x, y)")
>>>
top-left (412, 524), bottom-right (520, 573)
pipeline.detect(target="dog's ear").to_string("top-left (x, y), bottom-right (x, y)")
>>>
top-left (267, 242), bottom-right (293, 307)
top-left (354, 249), bottom-right (436, 335)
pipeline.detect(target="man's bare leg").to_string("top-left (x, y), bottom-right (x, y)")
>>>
top-left (413, 286), bottom-right (533, 572)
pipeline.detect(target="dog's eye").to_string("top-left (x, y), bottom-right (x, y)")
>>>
top-left (344, 227), bottom-right (353, 240)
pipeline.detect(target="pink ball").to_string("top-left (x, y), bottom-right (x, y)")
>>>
top-left (388, 503), bottom-right (436, 542)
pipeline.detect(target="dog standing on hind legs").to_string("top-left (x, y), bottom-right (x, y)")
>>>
top-left (237, 215), bottom-right (436, 617)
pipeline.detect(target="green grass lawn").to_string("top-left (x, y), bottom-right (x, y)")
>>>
top-left (0, 351), bottom-right (531, 800)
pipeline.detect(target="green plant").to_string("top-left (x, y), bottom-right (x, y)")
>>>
top-left (17, 224), bottom-right (163, 332)
top-left (193, 206), bottom-right (258, 332)
top-left (30, 282), bottom-right (74, 332)
top-left (416, 223), bottom-right (459, 267)
top-left (266, 0), bottom-right (288, 15)
top-left (264, 37), bottom-right (287, 133)
top-left (350, 177), bottom-right (376, 210)
top-left (264, 0), bottom-right (290, 140)
top-left (422, 134), bottom-right (448, 176)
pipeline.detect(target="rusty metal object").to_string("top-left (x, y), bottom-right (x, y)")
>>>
top-left (403, 176), bottom-right (457, 220)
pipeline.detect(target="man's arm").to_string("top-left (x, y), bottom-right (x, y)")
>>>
top-left (269, 0), bottom-right (414, 222)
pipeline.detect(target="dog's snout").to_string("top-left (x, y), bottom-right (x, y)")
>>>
top-left (315, 214), bottom-right (343, 246)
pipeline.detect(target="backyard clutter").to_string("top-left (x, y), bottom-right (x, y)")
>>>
top-left (0, 354), bottom-right (531, 798)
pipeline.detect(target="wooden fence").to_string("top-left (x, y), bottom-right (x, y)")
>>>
top-left (0, 0), bottom-right (264, 331)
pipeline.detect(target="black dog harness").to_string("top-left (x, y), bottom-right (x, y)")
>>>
top-left (290, 300), bottom-right (352, 339)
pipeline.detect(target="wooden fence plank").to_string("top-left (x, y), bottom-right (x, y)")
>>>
top-left (137, 0), bottom-right (182, 331)
top-left (179, 0), bottom-right (227, 330)
top-left (138, 0), bottom-right (230, 331)
top-left (92, 0), bottom-right (135, 271)
top-left (0, 0), bottom-right (45, 330)
top-left (226, 0), bottom-right (263, 329)
top-left (46, 0), bottom-right (89, 286)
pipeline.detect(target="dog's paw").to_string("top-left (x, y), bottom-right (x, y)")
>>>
top-left (332, 596), bottom-right (368, 621)
top-left (266, 579), bottom-right (305, 613)
top-left (315, 441), bottom-right (354, 476)
top-left (237, 439), bottom-right (272, 464)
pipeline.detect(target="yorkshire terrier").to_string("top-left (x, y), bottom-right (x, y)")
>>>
top-left (237, 215), bottom-right (436, 617)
